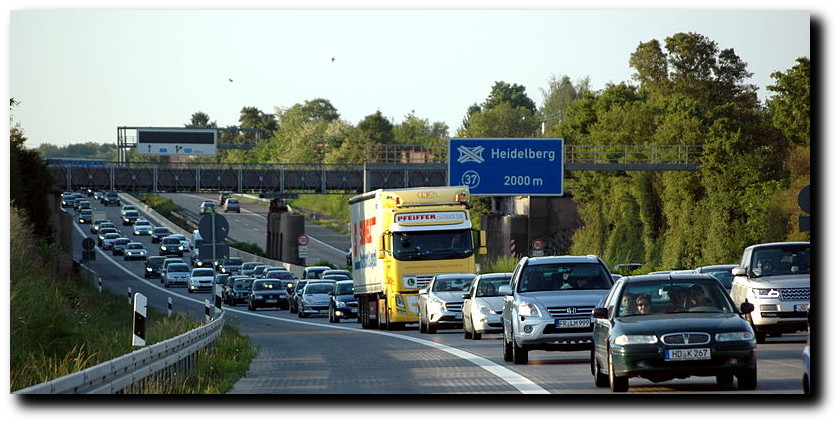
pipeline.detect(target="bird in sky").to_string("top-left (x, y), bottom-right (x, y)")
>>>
top-left (331, 57), bottom-right (335, 63)
top-left (228, 78), bottom-right (234, 82)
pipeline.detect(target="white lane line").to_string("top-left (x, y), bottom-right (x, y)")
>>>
top-left (73, 218), bottom-right (548, 394)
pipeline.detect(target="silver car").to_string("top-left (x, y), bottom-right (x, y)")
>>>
top-left (188, 267), bottom-right (216, 293)
top-left (418, 273), bottom-right (476, 334)
top-left (123, 242), bottom-right (148, 261)
top-left (499, 255), bottom-right (614, 364)
top-left (132, 219), bottom-right (154, 236)
top-left (462, 273), bottom-right (512, 340)
top-left (162, 262), bottom-right (191, 287)
top-left (297, 282), bottom-right (334, 317)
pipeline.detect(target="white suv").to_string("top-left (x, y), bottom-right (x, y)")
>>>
top-left (729, 242), bottom-right (810, 343)
top-left (499, 255), bottom-right (614, 364)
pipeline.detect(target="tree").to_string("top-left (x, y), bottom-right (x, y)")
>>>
top-left (301, 98), bottom-right (340, 123)
top-left (539, 75), bottom-right (590, 133)
top-left (185, 111), bottom-right (216, 128)
top-left (767, 57), bottom-right (810, 147)
top-left (10, 99), bottom-right (54, 241)
top-left (459, 81), bottom-right (539, 137)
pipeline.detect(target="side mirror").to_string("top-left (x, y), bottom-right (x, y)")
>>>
top-left (732, 267), bottom-right (747, 277)
top-left (462, 293), bottom-right (471, 299)
top-left (740, 302), bottom-right (755, 315)
top-left (592, 307), bottom-right (608, 319)
top-left (497, 285), bottom-right (512, 296)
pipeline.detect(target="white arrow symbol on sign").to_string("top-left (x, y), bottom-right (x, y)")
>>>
top-left (458, 145), bottom-right (485, 163)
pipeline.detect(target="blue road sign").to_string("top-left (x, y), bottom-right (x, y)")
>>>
top-left (448, 138), bottom-right (564, 196)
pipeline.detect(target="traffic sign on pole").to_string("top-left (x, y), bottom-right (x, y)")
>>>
top-left (448, 138), bottom-right (564, 196)
top-left (298, 234), bottom-right (310, 246)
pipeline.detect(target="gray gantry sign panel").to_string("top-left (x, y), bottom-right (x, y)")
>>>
top-left (137, 128), bottom-right (217, 156)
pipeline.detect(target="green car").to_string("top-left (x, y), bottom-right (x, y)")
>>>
top-left (591, 273), bottom-right (757, 392)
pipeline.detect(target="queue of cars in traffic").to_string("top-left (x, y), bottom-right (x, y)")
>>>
top-left (65, 188), bottom-right (810, 393)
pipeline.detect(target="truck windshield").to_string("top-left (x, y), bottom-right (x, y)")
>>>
top-left (392, 229), bottom-right (473, 261)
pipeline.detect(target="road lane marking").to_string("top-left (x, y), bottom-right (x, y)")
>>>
top-left (74, 219), bottom-right (548, 394)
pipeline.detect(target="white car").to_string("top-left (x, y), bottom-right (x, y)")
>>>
top-left (462, 273), bottom-right (512, 340)
top-left (100, 233), bottom-right (121, 250)
top-left (418, 273), bottom-right (476, 334)
top-left (123, 242), bottom-right (148, 261)
top-left (120, 204), bottom-right (138, 216)
top-left (188, 267), bottom-right (216, 293)
top-left (133, 219), bottom-right (154, 236)
top-left (162, 262), bottom-right (191, 288)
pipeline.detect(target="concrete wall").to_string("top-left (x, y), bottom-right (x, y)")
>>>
top-left (483, 195), bottom-right (582, 258)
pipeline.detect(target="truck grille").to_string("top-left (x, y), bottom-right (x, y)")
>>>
top-left (413, 275), bottom-right (436, 290)
top-left (780, 288), bottom-right (810, 301)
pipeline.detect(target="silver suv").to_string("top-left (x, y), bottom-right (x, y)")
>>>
top-left (499, 255), bottom-right (614, 364)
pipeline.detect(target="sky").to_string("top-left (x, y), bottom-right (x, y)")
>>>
top-left (9, 7), bottom-right (812, 149)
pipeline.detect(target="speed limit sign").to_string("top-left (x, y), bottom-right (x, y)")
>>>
top-left (297, 234), bottom-right (310, 246)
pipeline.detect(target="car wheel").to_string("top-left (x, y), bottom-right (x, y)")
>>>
top-left (747, 314), bottom-right (766, 344)
top-left (502, 325), bottom-right (513, 362)
top-left (164, 282), bottom-right (170, 288)
top-left (188, 288), bottom-right (193, 293)
top-left (248, 302), bottom-right (255, 311)
top-left (608, 347), bottom-right (629, 392)
top-left (470, 317), bottom-right (482, 340)
top-left (716, 373), bottom-right (734, 386)
top-left (592, 349), bottom-right (609, 388)
top-left (427, 320), bottom-right (437, 334)
top-left (329, 307), bottom-right (337, 323)
top-left (737, 367), bottom-right (758, 390)
top-left (512, 332), bottom-right (528, 364)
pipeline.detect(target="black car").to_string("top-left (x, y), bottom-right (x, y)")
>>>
top-left (225, 277), bottom-right (253, 306)
top-left (219, 257), bottom-right (244, 275)
top-left (145, 256), bottom-right (167, 278)
top-left (151, 227), bottom-right (171, 243)
top-left (194, 257), bottom-right (220, 269)
top-left (102, 192), bottom-right (120, 206)
top-left (329, 280), bottom-right (358, 323)
top-left (591, 274), bottom-right (757, 392)
top-left (159, 236), bottom-right (185, 257)
top-left (248, 278), bottom-right (289, 311)
top-left (122, 210), bottom-right (141, 226)
top-left (111, 237), bottom-right (131, 256)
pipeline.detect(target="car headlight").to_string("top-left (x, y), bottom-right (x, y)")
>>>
top-left (196, 261), bottom-right (203, 266)
top-left (715, 331), bottom-right (754, 342)
top-left (478, 305), bottom-right (496, 315)
top-left (178, 246), bottom-right (183, 250)
top-left (752, 288), bottom-right (780, 299)
top-left (614, 335), bottom-right (658, 345)
top-left (427, 298), bottom-right (445, 313)
top-left (518, 301), bottom-right (542, 317)
top-left (336, 301), bottom-right (347, 308)
top-left (221, 267), bottom-right (227, 273)
top-left (161, 246), bottom-right (167, 250)
top-left (146, 267), bottom-right (153, 272)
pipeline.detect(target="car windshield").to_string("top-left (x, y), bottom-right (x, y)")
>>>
top-left (392, 229), bottom-right (473, 261)
top-left (518, 263), bottom-right (613, 293)
top-left (305, 284), bottom-right (333, 294)
top-left (335, 283), bottom-right (354, 295)
top-left (224, 258), bottom-right (243, 266)
top-left (475, 276), bottom-right (511, 297)
top-left (169, 264), bottom-right (189, 272)
top-left (704, 270), bottom-right (735, 289)
top-left (162, 237), bottom-right (179, 244)
top-left (266, 271), bottom-right (294, 280)
top-left (125, 211), bottom-right (139, 217)
top-left (228, 199), bottom-right (239, 204)
top-left (136, 221), bottom-right (150, 226)
top-left (305, 268), bottom-right (329, 279)
top-left (104, 234), bottom-right (119, 240)
top-left (432, 277), bottom-right (473, 292)
top-left (751, 245), bottom-right (810, 277)
top-left (154, 228), bottom-right (170, 234)
top-left (617, 280), bottom-right (736, 317)
top-left (193, 269), bottom-right (214, 277)
top-left (147, 257), bottom-right (164, 265)
top-left (127, 243), bottom-right (143, 249)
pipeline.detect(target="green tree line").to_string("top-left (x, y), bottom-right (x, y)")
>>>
top-left (20, 31), bottom-right (809, 270)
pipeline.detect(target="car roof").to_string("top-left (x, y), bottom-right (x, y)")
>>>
top-left (478, 273), bottom-right (513, 279)
top-left (525, 255), bottom-right (603, 265)
top-left (619, 273), bottom-right (719, 284)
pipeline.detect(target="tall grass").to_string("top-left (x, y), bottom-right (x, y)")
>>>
top-left (9, 205), bottom-right (255, 393)
top-left (480, 255), bottom-right (520, 273)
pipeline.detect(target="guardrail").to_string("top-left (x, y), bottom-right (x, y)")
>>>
top-left (14, 311), bottom-right (225, 394)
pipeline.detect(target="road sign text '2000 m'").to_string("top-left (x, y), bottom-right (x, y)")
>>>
top-left (448, 138), bottom-right (564, 196)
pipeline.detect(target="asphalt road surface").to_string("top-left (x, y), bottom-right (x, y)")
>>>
top-left (66, 198), bottom-right (812, 396)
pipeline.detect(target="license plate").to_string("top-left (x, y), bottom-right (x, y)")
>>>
top-left (665, 348), bottom-right (711, 361)
top-left (266, 299), bottom-right (277, 303)
top-left (556, 319), bottom-right (590, 328)
top-left (794, 304), bottom-right (809, 312)
top-left (350, 308), bottom-right (358, 313)
top-left (454, 313), bottom-right (463, 319)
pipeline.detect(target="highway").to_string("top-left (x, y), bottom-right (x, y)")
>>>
top-left (67, 198), bottom-right (809, 395)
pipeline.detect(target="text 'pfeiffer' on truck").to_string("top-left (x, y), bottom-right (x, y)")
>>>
top-left (349, 186), bottom-right (486, 330)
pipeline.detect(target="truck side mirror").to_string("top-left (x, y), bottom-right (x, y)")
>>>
top-left (419, 288), bottom-right (428, 295)
top-left (497, 285), bottom-right (512, 296)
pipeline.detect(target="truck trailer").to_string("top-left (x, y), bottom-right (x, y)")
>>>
top-left (349, 186), bottom-right (485, 330)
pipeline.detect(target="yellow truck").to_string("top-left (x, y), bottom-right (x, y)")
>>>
top-left (349, 186), bottom-right (485, 330)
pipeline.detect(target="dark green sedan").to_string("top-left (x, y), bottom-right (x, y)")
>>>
top-left (591, 273), bottom-right (757, 392)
